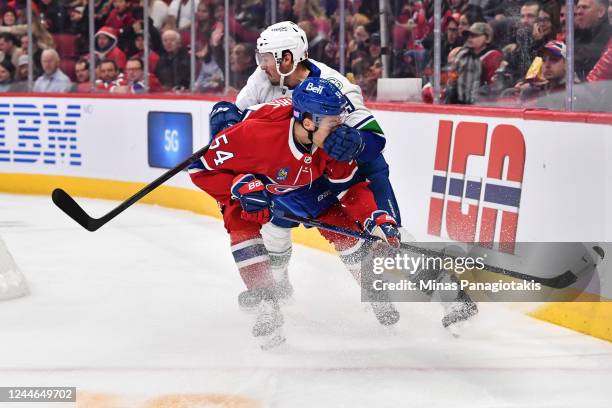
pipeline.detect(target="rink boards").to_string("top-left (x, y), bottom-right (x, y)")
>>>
top-left (0, 93), bottom-right (610, 341)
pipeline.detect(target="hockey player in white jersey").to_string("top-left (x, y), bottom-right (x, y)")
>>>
top-left (206, 21), bottom-right (477, 332)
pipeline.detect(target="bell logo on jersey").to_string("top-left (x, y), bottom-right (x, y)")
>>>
top-left (305, 82), bottom-right (324, 94)
top-left (427, 121), bottom-right (526, 254)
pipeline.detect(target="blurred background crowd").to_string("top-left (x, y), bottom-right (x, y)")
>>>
top-left (0, 0), bottom-right (610, 110)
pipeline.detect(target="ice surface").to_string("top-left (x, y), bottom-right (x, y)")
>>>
top-left (0, 193), bottom-right (611, 408)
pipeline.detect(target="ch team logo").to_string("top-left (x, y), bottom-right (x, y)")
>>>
top-left (427, 121), bottom-right (526, 254)
top-left (265, 182), bottom-right (307, 195)
top-left (0, 103), bottom-right (82, 166)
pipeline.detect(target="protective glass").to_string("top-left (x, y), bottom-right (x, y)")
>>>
top-left (255, 52), bottom-right (277, 67)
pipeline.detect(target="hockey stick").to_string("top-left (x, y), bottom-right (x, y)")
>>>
top-left (52, 145), bottom-right (210, 232)
top-left (271, 208), bottom-right (383, 242)
top-left (272, 209), bottom-right (580, 289)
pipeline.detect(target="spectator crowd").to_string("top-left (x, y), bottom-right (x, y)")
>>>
top-left (0, 0), bottom-right (609, 108)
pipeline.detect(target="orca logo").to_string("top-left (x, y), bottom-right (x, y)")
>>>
top-left (326, 77), bottom-right (343, 90)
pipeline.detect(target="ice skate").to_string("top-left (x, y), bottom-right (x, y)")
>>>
top-left (441, 291), bottom-right (478, 337)
top-left (238, 279), bottom-right (294, 312)
top-left (370, 301), bottom-right (401, 326)
top-left (359, 241), bottom-right (401, 326)
top-left (259, 326), bottom-right (287, 350)
top-left (252, 291), bottom-right (284, 338)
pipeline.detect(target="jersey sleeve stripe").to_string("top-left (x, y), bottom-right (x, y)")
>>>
top-left (231, 238), bottom-right (265, 251)
top-left (328, 166), bottom-right (359, 183)
top-left (353, 115), bottom-right (375, 129)
top-left (187, 158), bottom-right (208, 174)
top-left (201, 157), bottom-right (214, 171)
top-left (359, 119), bottom-right (384, 135)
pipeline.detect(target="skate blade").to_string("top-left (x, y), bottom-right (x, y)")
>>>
top-left (260, 328), bottom-right (286, 350)
top-left (240, 305), bottom-right (259, 314)
top-left (241, 295), bottom-right (294, 314)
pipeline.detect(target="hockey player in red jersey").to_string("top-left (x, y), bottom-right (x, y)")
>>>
top-left (189, 78), bottom-right (403, 345)
top-left (214, 21), bottom-right (402, 314)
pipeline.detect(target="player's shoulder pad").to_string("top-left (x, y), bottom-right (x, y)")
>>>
top-left (236, 69), bottom-right (272, 110)
top-left (244, 98), bottom-right (293, 122)
top-left (311, 59), bottom-right (353, 94)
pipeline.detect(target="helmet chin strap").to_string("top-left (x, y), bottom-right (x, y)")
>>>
top-left (276, 61), bottom-right (298, 95)
top-left (279, 74), bottom-right (288, 95)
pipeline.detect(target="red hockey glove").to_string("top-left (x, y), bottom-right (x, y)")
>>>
top-left (364, 210), bottom-right (401, 248)
top-left (231, 174), bottom-right (272, 224)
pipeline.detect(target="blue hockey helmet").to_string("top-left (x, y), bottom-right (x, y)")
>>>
top-left (292, 77), bottom-right (347, 128)
top-left (209, 101), bottom-right (242, 141)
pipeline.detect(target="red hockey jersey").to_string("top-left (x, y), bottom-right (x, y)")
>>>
top-left (190, 99), bottom-right (358, 205)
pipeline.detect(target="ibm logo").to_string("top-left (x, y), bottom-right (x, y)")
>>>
top-left (0, 103), bottom-right (82, 166)
top-left (427, 120), bottom-right (526, 254)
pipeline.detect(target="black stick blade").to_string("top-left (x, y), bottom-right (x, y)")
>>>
top-left (538, 270), bottom-right (579, 288)
top-left (399, 243), bottom-right (579, 289)
top-left (51, 188), bottom-right (99, 232)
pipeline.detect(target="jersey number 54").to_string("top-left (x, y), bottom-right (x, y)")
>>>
top-left (210, 134), bottom-right (235, 166)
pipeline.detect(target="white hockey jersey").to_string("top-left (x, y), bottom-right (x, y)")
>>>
top-left (235, 59), bottom-right (384, 135)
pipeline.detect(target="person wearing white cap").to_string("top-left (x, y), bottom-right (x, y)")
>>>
top-left (8, 54), bottom-right (29, 92)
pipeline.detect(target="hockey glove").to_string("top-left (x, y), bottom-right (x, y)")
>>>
top-left (231, 174), bottom-right (271, 223)
top-left (209, 101), bottom-right (242, 140)
top-left (324, 125), bottom-right (364, 161)
top-left (364, 210), bottom-right (401, 248)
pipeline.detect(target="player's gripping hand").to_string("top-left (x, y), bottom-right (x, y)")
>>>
top-left (323, 125), bottom-right (364, 161)
top-left (231, 174), bottom-right (271, 223)
top-left (364, 210), bottom-right (401, 248)
top-left (209, 101), bottom-right (242, 140)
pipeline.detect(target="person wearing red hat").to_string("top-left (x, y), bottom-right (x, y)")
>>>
top-left (94, 26), bottom-right (127, 70)
top-left (519, 40), bottom-right (568, 106)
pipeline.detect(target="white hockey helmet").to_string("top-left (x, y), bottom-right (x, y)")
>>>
top-left (256, 21), bottom-right (309, 79)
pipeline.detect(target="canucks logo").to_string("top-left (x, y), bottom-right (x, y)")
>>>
top-left (276, 167), bottom-right (289, 181)
top-left (327, 77), bottom-right (343, 90)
